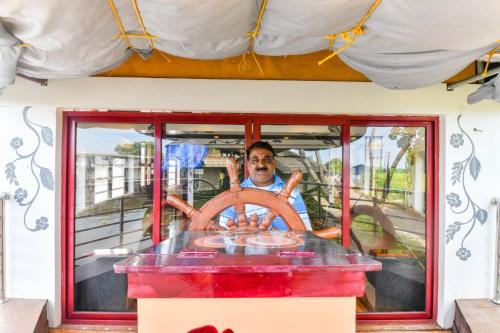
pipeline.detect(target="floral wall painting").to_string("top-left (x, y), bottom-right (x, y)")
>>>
top-left (445, 115), bottom-right (488, 261)
top-left (4, 106), bottom-right (54, 232)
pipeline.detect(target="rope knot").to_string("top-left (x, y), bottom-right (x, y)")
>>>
top-left (341, 32), bottom-right (352, 42)
top-left (318, 0), bottom-right (381, 66)
top-left (246, 31), bottom-right (259, 39)
top-left (352, 25), bottom-right (364, 36)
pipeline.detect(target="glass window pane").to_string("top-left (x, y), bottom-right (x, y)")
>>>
top-left (350, 126), bottom-right (426, 312)
top-left (261, 125), bottom-right (343, 241)
top-left (74, 122), bottom-right (154, 312)
top-left (161, 124), bottom-right (245, 239)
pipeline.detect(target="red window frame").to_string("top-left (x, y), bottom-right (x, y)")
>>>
top-left (62, 112), bottom-right (439, 324)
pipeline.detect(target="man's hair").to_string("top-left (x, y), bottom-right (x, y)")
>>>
top-left (246, 141), bottom-right (276, 159)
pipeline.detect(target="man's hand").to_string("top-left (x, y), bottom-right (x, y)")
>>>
top-left (204, 219), bottom-right (224, 231)
top-left (225, 213), bottom-right (272, 231)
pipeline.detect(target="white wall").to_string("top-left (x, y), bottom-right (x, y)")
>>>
top-left (438, 114), bottom-right (500, 326)
top-left (1, 77), bottom-right (500, 115)
top-left (1, 77), bottom-right (500, 328)
top-left (0, 106), bottom-right (59, 326)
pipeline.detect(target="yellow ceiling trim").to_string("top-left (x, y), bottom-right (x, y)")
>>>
top-left (97, 49), bottom-right (476, 84)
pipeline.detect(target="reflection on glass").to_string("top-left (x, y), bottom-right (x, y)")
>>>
top-left (161, 124), bottom-right (245, 239)
top-left (350, 126), bottom-right (426, 312)
top-left (74, 123), bottom-right (154, 312)
top-left (261, 125), bottom-right (343, 241)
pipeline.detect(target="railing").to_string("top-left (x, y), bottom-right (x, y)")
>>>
top-left (0, 192), bottom-right (9, 303)
top-left (191, 178), bottom-right (218, 196)
top-left (75, 193), bottom-right (152, 263)
top-left (301, 181), bottom-right (416, 224)
top-left (301, 181), bottom-right (336, 226)
top-left (492, 197), bottom-right (500, 304)
top-left (74, 178), bottom-right (219, 263)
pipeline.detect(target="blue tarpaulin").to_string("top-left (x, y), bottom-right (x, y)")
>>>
top-left (163, 143), bottom-right (208, 170)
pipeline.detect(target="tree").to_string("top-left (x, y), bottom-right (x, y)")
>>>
top-left (384, 127), bottom-right (424, 200)
top-left (114, 141), bottom-right (152, 156)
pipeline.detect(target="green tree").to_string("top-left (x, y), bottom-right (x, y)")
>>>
top-left (384, 127), bottom-right (424, 199)
top-left (114, 141), bottom-right (152, 156)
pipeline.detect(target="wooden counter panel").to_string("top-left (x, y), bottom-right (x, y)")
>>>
top-left (139, 297), bottom-right (355, 333)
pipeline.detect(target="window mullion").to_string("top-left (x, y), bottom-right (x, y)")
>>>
top-left (342, 122), bottom-right (351, 247)
top-left (153, 120), bottom-right (162, 244)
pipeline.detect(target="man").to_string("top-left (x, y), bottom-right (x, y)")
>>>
top-left (219, 141), bottom-right (312, 231)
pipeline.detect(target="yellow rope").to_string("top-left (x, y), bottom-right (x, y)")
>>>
top-left (240, 0), bottom-right (268, 77)
top-left (132, 0), bottom-right (155, 49)
top-left (251, 52), bottom-right (264, 75)
top-left (327, 34), bottom-right (337, 51)
top-left (131, 0), bottom-right (170, 62)
top-left (107, 0), bottom-right (171, 62)
top-left (247, 0), bottom-right (267, 49)
top-left (18, 43), bottom-right (31, 48)
top-left (107, 0), bottom-right (135, 50)
top-left (318, 0), bottom-right (382, 66)
top-left (238, 53), bottom-right (250, 72)
top-left (113, 33), bottom-right (157, 39)
top-left (357, 0), bottom-right (382, 28)
top-left (481, 44), bottom-right (500, 77)
top-left (319, 36), bottom-right (357, 66)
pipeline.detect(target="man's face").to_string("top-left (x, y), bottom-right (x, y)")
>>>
top-left (248, 147), bottom-right (276, 187)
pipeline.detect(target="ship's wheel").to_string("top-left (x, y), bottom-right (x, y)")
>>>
top-left (165, 157), bottom-right (340, 239)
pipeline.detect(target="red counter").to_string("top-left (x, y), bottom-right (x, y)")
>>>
top-left (115, 231), bottom-right (381, 333)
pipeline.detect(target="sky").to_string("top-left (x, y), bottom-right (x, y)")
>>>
top-left (76, 127), bottom-right (153, 155)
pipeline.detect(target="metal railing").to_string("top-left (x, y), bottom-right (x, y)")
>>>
top-left (301, 181), bottom-right (417, 224)
top-left (492, 197), bottom-right (500, 304)
top-left (0, 192), bottom-right (9, 303)
top-left (74, 178), bottom-right (219, 263)
top-left (75, 193), bottom-right (152, 262)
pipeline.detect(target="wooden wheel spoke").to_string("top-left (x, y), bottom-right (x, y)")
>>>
top-left (260, 170), bottom-right (303, 228)
top-left (226, 157), bottom-right (242, 192)
top-left (279, 170), bottom-right (302, 200)
top-left (166, 195), bottom-right (200, 220)
top-left (235, 202), bottom-right (248, 226)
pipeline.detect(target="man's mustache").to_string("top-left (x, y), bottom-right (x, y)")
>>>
top-left (256, 167), bottom-right (268, 172)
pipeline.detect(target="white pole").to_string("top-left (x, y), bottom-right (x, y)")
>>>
top-left (492, 197), bottom-right (500, 305)
top-left (0, 192), bottom-right (9, 303)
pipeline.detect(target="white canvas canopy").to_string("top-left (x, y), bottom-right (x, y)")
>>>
top-left (1, 0), bottom-right (499, 102)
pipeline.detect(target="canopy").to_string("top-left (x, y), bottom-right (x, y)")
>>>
top-left (1, 1), bottom-right (499, 102)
